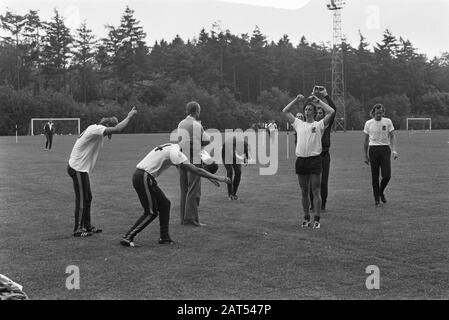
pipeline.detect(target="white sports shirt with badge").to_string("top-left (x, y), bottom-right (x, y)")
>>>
top-left (68, 124), bottom-right (106, 173)
top-left (136, 143), bottom-right (188, 178)
top-left (292, 118), bottom-right (326, 157)
top-left (363, 117), bottom-right (394, 146)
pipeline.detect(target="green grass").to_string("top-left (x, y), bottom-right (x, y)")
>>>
top-left (0, 130), bottom-right (448, 299)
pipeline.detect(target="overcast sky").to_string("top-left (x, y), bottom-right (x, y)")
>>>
top-left (1, 0), bottom-right (448, 59)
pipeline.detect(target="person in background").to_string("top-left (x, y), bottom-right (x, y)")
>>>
top-left (44, 120), bottom-right (56, 150)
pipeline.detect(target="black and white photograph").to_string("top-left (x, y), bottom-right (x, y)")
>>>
top-left (1, 0), bottom-right (448, 305)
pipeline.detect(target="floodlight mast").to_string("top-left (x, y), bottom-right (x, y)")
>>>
top-left (327, 0), bottom-right (346, 132)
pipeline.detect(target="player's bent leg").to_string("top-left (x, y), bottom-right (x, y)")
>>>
top-left (154, 188), bottom-right (174, 244)
top-left (122, 211), bottom-right (158, 246)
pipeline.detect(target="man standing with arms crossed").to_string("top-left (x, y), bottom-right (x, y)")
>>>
top-left (67, 106), bottom-right (137, 237)
top-left (177, 101), bottom-right (210, 227)
top-left (309, 86), bottom-right (336, 212)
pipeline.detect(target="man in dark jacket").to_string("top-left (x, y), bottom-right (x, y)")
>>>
top-left (309, 86), bottom-right (336, 212)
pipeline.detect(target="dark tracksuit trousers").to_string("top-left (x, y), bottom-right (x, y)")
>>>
top-left (224, 163), bottom-right (242, 196)
top-left (369, 146), bottom-right (391, 202)
top-left (124, 169), bottom-right (171, 241)
top-left (222, 141), bottom-right (248, 197)
top-left (45, 133), bottom-right (53, 149)
top-left (67, 165), bottom-right (93, 232)
top-left (309, 95), bottom-right (336, 209)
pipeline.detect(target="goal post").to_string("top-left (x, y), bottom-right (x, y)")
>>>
top-left (30, 118), bottom-right (80, 136)
top-left (406, 118), bottom-right (431, 132)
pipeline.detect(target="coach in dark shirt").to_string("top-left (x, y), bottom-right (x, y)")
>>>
top-left (310, 87), bottom-right (336, 212)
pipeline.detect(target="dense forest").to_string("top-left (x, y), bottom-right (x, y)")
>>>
top-left (1, 6), bottom-right (448, 135)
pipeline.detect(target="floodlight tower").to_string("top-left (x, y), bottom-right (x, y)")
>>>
top-left (327, 0), bottom-right (346, 131)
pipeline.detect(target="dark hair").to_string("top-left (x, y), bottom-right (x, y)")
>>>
top-left (303, 96), bottom-right (317, 116)
top-left (99, 116), bottom-right (118, 127)
top-left (203, 162), bottom-right (218, 174)
top-left (370, 103), bottom-right (385, 117)
top-left (186, 101), bottom-right (200, 115)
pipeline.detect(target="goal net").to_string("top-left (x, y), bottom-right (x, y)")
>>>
top-left (30, 118), bottom-right (80, 136)
top-left (406, 118), bottom-right (431, 132)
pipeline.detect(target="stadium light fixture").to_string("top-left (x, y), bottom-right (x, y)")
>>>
top-left (326, 0), bottom-right (346, 10)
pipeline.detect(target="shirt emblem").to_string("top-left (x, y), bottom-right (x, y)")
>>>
top-left (382, 125), bottom-right (386, 131)
top-left (311, 127), bottom-right (316, 133)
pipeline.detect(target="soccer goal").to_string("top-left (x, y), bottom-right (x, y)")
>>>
top-left (30, 118), bottom-right (80, 136)
top-left (406, 118), bottom-right (432, 133)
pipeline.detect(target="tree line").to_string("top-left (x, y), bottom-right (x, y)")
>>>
top-left (1, 6), bottom-right (448, 135)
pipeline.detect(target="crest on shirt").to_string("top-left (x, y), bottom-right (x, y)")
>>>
top-left (311, 127), bottom-right (316, 133)
top-left (382, 125), bottom-right (386, 131)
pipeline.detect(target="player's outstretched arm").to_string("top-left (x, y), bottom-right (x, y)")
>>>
top-left (313, 86), bottom-right (337, 124)
top-left (311, 96), bottom-right (335, 128)
top-left (283, 94), bottom-right (304, 124)
top-left (104, 106), bottom-right (138, 136)
top-left (179, 162), bottom-right (231, 185)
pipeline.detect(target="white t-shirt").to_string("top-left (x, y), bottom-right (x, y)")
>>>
top-left (68, 124), bottom-right (106, 173)
top-left (136, 143), bottom-right (188, 178)
top-left (363, 117), bottom-right (394, 146)
top-left (267, 123), bottom-right (277, 131)
top-left (292, 118), bottom-right (326, 157)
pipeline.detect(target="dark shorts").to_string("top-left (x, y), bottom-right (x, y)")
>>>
top-left (295, 155), bottom-right (322, 175)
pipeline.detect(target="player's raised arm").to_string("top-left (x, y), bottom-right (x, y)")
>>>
top-left (103, 106), bottom-right (138, 136)
top-left (282, 94), bottom-right (304, 124)
top-left (310, 96), bottom-right (335, 128)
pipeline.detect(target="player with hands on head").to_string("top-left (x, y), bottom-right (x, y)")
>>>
top-left (67, 106), bottom-right (138, 237)
top-left (120, 143), bottom-right (231, 248)
top-left (283, 92), bottom-right (335, 229)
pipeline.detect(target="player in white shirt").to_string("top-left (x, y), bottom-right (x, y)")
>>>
top-left (120, 143), bottom-right (230, 247)
top-left (363, 104), bottom-right (398, 207)
top-left (283, 94), bottom-right (335, 229)
top-left (67, 107), bottom-right (137, 237)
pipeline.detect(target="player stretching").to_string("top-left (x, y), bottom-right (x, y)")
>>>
top-left (363, 104), bottom-right (398, 207)
top-left (120, 143), bottom-right (230, 247)
top-left (67, 107), bottom-right (137, 237)
top-left (221, 136), bottom-right (249, 200)
top-left (283, 94), bottom-right (335, 229)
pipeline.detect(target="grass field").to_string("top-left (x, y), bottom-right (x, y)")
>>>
top-left (0, 130), bottom-right (448, 300)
